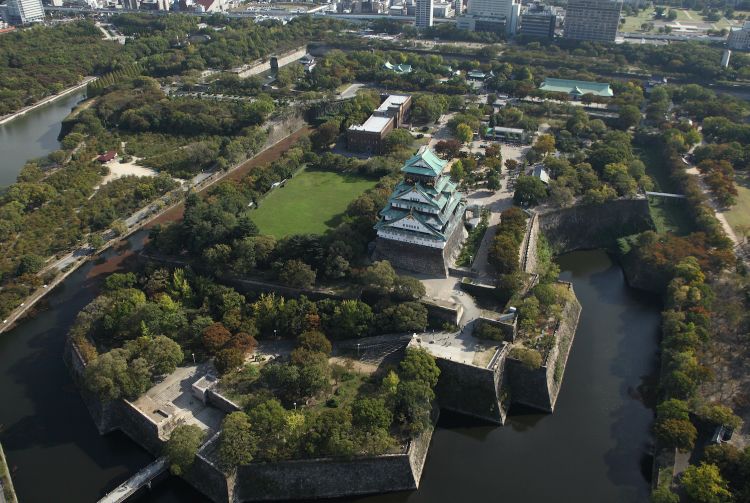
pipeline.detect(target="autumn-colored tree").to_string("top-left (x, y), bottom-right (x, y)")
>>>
top-left (202, 322), bottom-right (232, 354)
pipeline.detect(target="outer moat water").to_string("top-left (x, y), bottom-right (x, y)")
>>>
top-left (0, 89), bottom-right (86, 187)
top-left (0, 240), bottom-right (660, 503)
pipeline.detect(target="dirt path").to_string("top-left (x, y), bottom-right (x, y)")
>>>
top-left (146, 126), bottom-right (311, 228)
top-left (685, 166), bottom-right (741, 245)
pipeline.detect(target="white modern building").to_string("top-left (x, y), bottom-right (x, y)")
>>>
top-left (456, 0), bottom-right (519, 34)
top-left (4, 0), bottom-right (44, 25)
top-left (415, 0), bottom-right (434, 27)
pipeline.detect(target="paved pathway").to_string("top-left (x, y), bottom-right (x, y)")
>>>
top-left (98, 457), bottom-right (168, 503)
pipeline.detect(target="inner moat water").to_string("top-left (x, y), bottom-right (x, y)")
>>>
top-left (0, 244), bottom-right (660, 503)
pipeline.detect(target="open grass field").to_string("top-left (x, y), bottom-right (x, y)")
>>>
top-left (252, 168), bottom-right (377, 238)
top-left (723, 172), bottom-right (750, 236)
top-left (620, 7), bottom-right (742, 32)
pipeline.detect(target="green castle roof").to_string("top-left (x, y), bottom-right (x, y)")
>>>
top-left (539, 78), bottom-right (613, 97)
top-left (401, 147), bottom-right (448, 177)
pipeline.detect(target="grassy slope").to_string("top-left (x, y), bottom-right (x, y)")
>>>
top-left (724, 172), bottom-right (750, 234)
top-left (637, 144), bottom-right (696, 236)
top-left (252, 168), bottom-right (377, 238)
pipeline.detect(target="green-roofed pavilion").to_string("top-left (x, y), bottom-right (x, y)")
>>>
top-left (539, 77), bottom-right (613, 98)
top-left (402, 148), bottom-right (448, 178)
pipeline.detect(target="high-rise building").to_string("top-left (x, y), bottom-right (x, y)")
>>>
top-left (456, 0), bottom-right (519, 34)
top-left (563, 0), bottom-right (622, 43)
top-left (5, 0), bottom-right (44, 25)
top-left (728, 22), bottom-right (750, 50)
top-left (415, 0), bottom-right (434, 27)
top-left (519, 3), bottom-right (556, 38)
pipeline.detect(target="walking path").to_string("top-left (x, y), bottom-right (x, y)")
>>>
top-left (97, 457), bottom-right (168, 503)
top-left (0, 121), bottom-right (309, 334)
top-left (685, 165), bottom-right (741, 246)
top-left (0, 77), bottom-right (96, 126)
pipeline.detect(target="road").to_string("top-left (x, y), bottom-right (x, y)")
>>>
top-left (0, 121), bottom-right (310, 335)
top-left (337, 83), bottom-right (365, 100)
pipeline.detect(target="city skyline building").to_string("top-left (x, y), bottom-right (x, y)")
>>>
top-left (415, 0), bottom-right (434, 27)
top-left (563, 0), bottom-right (622, 42)
top-left (4, 0), bottom-right (44, 25)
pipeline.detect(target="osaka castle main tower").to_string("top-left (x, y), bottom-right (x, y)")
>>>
top-left (374, 146), bottom-right (467, 277)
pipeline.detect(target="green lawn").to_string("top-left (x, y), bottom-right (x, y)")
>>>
top-left (637, 144), bottom-right (696, 236)
top-left (252, 168), bottom-right (377, 238)
top-left (724, 172), bottom-right (750, 236)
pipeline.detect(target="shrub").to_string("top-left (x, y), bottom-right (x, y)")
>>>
top-left (509, 347), bottom-right (542, 369)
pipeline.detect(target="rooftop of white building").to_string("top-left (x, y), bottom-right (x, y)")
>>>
top-left (349, 115), bottom-right (392, 133)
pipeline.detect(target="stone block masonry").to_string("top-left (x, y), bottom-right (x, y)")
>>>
top-left (374, 224), bottom-right (467, 277)
top-left (505, 284), bottom-right (582, 412)
top-left (538, 197), bottom-right (654, 254)
top-left (434, 345), bottom-right (509, 424)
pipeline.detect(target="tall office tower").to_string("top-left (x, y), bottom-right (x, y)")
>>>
top-left (5, 0), bottom-right (44, 25)
top-left (563, 0), bottom-right (622, 42)
top-left (519, 3), bottom-right (556, 38)
top-left (415, 0), bottom-right (434, 27)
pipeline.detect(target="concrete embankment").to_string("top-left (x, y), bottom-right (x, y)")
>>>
top-left (0, 77), bottom-right (95, 126)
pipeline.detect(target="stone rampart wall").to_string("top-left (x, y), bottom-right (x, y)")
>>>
top-left (374, 222), bottom-right (467, 277)
top-left (233, 424), bottom-right (435, 501)
top-left (434, 353), bottom-right (506, 424)
top-left (537, 198), bottom-right (653, 254)
top-left (505, 286), bottom-right (582, 412)
top-left (206, 389), bottom-right (242, 414)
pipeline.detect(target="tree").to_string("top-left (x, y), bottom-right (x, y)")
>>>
top-left (434, 139), bottom-right (462, 159)
top-left (488, 234), bottom-right (520, 274)
top-left (218, 412), bottom-right (257, 469)
top-left (376, 302), bottom-right (428, 332)
top-left (140, 335), bottom-right (184, 376)
top-left (311, 119), bottom-right (340, 150)
top-left (352, 397), bottom-right (393, 431)
top-left (164, 424), bottom-right (204, 476)
top-left (277, 259), bottom-right (316, 289)
top-left (17, 254), bottom-right (45, 275)
top-left (696, 404), bottom-right (743, 430)
top-left (84, 348), bottom-right (152, 401)
top-left (487, 174), bottom-right (501, 191)
top-left (618, 105), bottom-right (642, 130)
top-left (247, 399), bottom-right (288, 461)
top-left (393, 276), bottom-right (426, 301)
top-left (383, 129), bottom-right (413, 153)
top-left (297, 330), bottom-right (332, 355)
top-left (324, 300), bottom-right (373, 339)
top-left (202, 322), bottom-right (232, 354)
top-left (509, 347), bottom-right (542, 369)
top-left (215, 348), bottom-right (244, 375)
top-left (456, 123), bottom-right (473, 144)
top-left (652, 486), bottom-right (679, 503)
top-left (513, 176), bottom-right (548, 206)
top-left (655, 418), bottom-right (697, 451)
top-left (450, 159), bottom-right (465, 181)
top-left (394, 379), bottom-right (434, 435)
top-left (532, 134), bottom-right (555, 156)
top-left (399, 348), bottom-right (440, 387)
top-left (681, 463), bottom-right (732, 503)
top-left (360, 261), bottom-right (397, 294)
